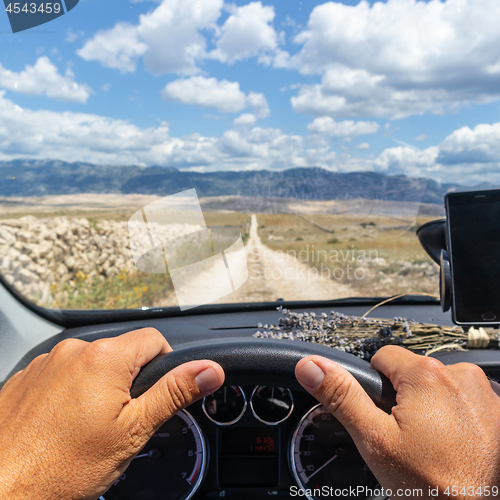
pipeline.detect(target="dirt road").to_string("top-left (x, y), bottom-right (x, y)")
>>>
top-left (162, 214), bottom-right (353, 308)
top-left (236, 214), bottom-right (353, 302)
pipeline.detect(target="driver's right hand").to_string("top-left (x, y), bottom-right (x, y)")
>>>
top-left (295, 346), bottom-right (500, 499)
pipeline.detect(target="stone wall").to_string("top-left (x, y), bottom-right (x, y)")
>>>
top-left (0, 216), bottom-right (201, 305)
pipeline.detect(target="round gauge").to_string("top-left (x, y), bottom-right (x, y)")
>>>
top-left (291, 404), bottom-right (384, 500)
top-left (202, 386), bottom-right (246, 425)
top-left (101, 410), bottom-right (206, 500)
top-left (250, 386), bottom-right (294, 425)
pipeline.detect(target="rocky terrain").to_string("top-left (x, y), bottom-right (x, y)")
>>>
top-left (0, 216), bottom-right (201, 307)
top-left (362, 258), bottom-right (439, 297)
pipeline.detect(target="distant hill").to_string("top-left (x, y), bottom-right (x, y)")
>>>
top-left (0, 159), bottom-right (462, 204)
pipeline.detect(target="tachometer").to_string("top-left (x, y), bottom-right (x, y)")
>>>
top-left (290, 404), bottom-right (385, 500)
top-left (101, 409), bottom-right (206, 500)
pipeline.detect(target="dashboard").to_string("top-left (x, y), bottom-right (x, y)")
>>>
top-left (6, 301), bottom-right (500, 500)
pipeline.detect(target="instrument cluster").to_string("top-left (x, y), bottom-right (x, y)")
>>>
top-left (101, 386), bottom-right (382, 500)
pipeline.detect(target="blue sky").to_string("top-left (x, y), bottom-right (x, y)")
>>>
top-left (1, 0), bottom-right (500, 184)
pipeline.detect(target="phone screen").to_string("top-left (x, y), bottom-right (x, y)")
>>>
top-left (446, 190), bottom-right (500, 324)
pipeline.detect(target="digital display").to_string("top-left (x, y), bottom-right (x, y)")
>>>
top-left (446, 190), bottom-right (500, 324)
top-left (220, 427), bottom-right (277, 456)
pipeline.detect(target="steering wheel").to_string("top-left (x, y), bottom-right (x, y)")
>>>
top-left (131, 338), bottom-right (397, 413)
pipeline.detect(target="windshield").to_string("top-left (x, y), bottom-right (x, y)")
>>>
top-left (0, 0), bottom-right (492, 312)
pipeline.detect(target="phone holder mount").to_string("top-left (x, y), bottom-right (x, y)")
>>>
top-left (416, 219), bottom-right (452, 312)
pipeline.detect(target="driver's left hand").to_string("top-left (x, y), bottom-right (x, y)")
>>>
top-left (0, 328), bottom-right (224, 500)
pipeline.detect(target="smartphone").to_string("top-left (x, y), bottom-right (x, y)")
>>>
top-left (445, 189), bottom-right (500, 325)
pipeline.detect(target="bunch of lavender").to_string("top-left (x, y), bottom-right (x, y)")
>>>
top-left (253, 307), bottom-right (407, 361)
top-left (253, 307), bottom-right (499, 360)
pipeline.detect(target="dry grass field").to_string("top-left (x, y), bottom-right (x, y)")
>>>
top-left (256, 213), bottom-right (439, 297)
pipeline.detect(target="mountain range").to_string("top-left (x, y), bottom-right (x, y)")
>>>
top-left (0, 159), bottom-right (466, 204)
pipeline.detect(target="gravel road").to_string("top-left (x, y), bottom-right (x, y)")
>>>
top-left (162, 214), bottom-right (353, 308)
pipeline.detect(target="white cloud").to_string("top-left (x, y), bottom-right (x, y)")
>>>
top-left (287, 0), bottom-right (500, 118)
top-left (234, 114), bottom-right (257, 126)
top-left (356, 142), bottom-right (370, 150)
top-left (137, 0), bottom-right (223, 75)
top-left (77, 23), bottom-right (147, 74)
top-left (291, 66), bottom-right (472, 119)
top-left (0, 57), bottom-right (92, 104)
top-left (162, 77), bottom-right (246, 113)
top-left (415, 134), bottom-right (429, 142)
top-left (209, 1), bottom-right (280, 64)
top-left (374, 146), bottom-right (440, 176)
top-left (78, 0), bottom-right (223, 75)
top-left (78, 0), bottom-right (285, 75)
top-left (246, 91), bottom-right (270, 118)
top-left (307, 116), bottom-right (379, 137)
top-left (218, 129), bottom-right (256, 157)
top-left (161, 76), bottom-right (269, 117)
top-left (0, 91), bottom-right (182, 166)
top-left (437, 123), bottom-right (500, 166)
top-left (373, 122), bottom-right (500, 183)
top-left (215, 127), bottom-right (309, 170)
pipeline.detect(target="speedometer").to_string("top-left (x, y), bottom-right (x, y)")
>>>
top-left (290, 404), bottom-right (385, 500)
top-left (101, 409), bottom-right (206, 500)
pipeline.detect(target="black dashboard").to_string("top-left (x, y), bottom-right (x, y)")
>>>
top-left (7, 302), bottom-right (500, 500)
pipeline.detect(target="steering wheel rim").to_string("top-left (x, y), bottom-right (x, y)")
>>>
top-left (130, 338), bottom-right (396, 413)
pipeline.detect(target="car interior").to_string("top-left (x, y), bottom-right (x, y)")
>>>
top-left (2, 1), bottom-right (500, 499)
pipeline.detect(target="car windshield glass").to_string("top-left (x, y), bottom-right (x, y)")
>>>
top-left (0, 0), bottom-right (494, 312)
